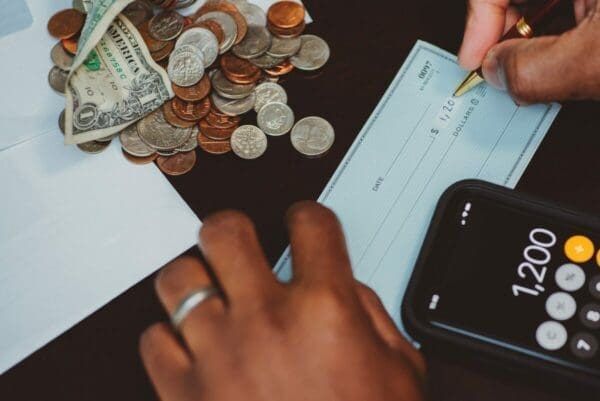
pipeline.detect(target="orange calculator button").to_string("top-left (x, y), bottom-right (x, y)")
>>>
top-left (564, 235), bottom-right (595, 263)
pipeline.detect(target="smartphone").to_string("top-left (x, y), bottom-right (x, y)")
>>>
top-left (402, 180), bottom-right (600, 382)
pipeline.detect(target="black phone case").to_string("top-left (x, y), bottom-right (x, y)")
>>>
top-left (402, 179), bottom-right (600, 386)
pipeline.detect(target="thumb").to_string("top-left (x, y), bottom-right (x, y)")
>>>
top-left (481, 32), bottom-right (590, 103)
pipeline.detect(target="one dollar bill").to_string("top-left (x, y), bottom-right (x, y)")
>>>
top-left (65, 0), bottom-right (174, 145)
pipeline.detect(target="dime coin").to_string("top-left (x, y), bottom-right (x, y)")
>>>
top-left (267, 35), bottom-right (301, 58)
top-left (122, 1), bottom-right (154, 26)
top-left (172, 97), bottom-right (211, 121)
top-left (48, 66), bottom-right (69, 94)
top-left (291, 116), bottom-right (335, 157)
top-left (149, 10), bottom-right (185, 41)
top-left (172, 74), bottom-right (212, 101)
top-left (122, 149), bottom-right (158, 165)
top-left (257, 102), bottom-right (294, 136)
top-left (120, 124), bottom-right (156, 157)
top-left (176, 27), bottom-right (219, 67)
top-left (197, 132), bottom-right (232, 155)
top-left (137, 109), bottom-right (193, 150)
top-left (77, 140), bottom-right (112, 154)
top-left (51, 42), bottom-right (74, 71)
top-left (253, 82), bottom-right (287, 112)
top-left (231, 125), bottom-right (268, 160)
top-left (267, 1), bottom-right (305, 29)
top-left (290, 35), bottom-right (330, 71)
top-left (176, 126), bottom-right (200, 152)
top-left (196, 12), bottom-right (237, 54)
top-left (163, 100), bottom-right (198, 128)
top-left (199, 119), bottom-right (237, 140)
top-left (211, 91), bottom-right (256, 116)
top-left (157, 151), bottom-right (197, 176)
top-left (232, 25), bottom-right (271, 59)
top-left (48, 9), bottom-right (85, 39)
top-left (168, 45), bottom-right (205, 87)
top-left (211, 70), bottom-right (255, 100)
top-left (250, 53), bottom-right (285, 69)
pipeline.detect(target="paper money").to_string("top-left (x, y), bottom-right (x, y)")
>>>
top-left (64, 0), bottom-right (174, 144)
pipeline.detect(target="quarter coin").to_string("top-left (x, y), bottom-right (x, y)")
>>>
top-left (137, 109), bottom-right (194, 151)
top-left (232, 25), bottom-right (271, 59)
top-left (176, 27), bottom-right (219, 67)
top-left (119, 124), bottom-right (156, 157)
top-left (291, 116), bottom-right (335, 157)
top-left (48, 66), bottom-right (69, 94)
top-left (211, 91), bottom-right (257, 116)
top-left (253, 82), bottom-right (287, 112)
top-left (51, 42), bottom-right (74, 71)
top-left (290, 35), bottom-right (330, 71)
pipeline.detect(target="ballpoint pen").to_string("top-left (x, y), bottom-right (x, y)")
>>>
top-left (453, 0), bottom-right (566, 97)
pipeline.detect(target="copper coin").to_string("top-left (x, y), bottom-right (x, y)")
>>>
top-left (199, 119), bottom-right (237, 140)
top-left (172, 75), bottom-right (212, 102)
top-left (198, 132), bottom-right (232, 155)
top-left (62, 37), bottom-right (79, 55)
top-left (223, 67), bottom-right (262, 85)
top-left (189, 20), bottom-right (225, 45)
top-left (172, 97), bottom-right (212, 121)
top-left (220, 53), bottom-right (260, 79)
top-left (194, 0), bottom-right (247, 44)
top-left (139, 21), bottom-right (169, 53)
top-left (264, 61), bottom-right (294, 77)
top-left (267, 21), bottom-right (305, 39)
top-left (151, 40), bottom-right (174, 62)
top-left (183, 16), bottom-right (194, 27)
top-left (163, 100), bottom-right (198, 128)
top-left (267, 2), bottom-right (305, 29)
top-left (122, 149), bottom-right (158, 165)
top-left (206, 112), bottom-right (240, 129)
top-left (157, 151), bottom-right (197, 176)
top-left (48, 9), bottom-right (85, 39)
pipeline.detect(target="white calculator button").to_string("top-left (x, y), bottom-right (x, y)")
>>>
top-left (555, 263), bottom-right (586, 292)
top-left (536, 321), bottom-right (568, 351)
top-left (545, 292), bottom-right (577, 321)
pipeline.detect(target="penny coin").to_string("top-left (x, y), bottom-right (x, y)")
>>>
top-left (157, 151), bottom-right (197, 176)
top-left (196, 12), bottom-right (237, 54)
top-left (223, 67), bottom-right (262, 85)
top-left (176, 27), bottom-right (219, 67)
top-left (291, 116), bottom-right (335, 157)
top-left (211, 70), bottom-right (255, 100)
top-left (122, 1), bottom-right (154, 26)
top-left (290, 35), bottom-right (330, 71)
top-left (168, 45), bottom-right (205, 87)
top-left (257, 102), bottom-right (295, 136)
top-left (220, 53), bottom-right (260, 80)
top-left (264, 61), bottom-right (294, 77)
top-left (199, 119), bottom-right (237, 140)
top-left (163, 100), bottom-right (198, 128)
top-left (206, 112), bottom-right (241, 129)
top-left (253, 82), bottom-right (287, 112)
top-left (119, 124), bottom-right (156, 157)
top-left (137, 109), bottom-right (193, 150)
top-left (198, 132), bottom-right (232, 155)
top-left (77, 140), bottom-right (112, 154)
top-left (62, 37), bottom-right (79, 55)
top-left (267, 35), bottom-right (301, 58)
top-left (176, 126), bottom-right (200, 152)
top-left (139, 21), bottom-right (169, 53)
top-left (151, 40), bottom-right (175, 62)
top-left (211, 91), bottom-right (256, 116)
top-left (51, 42), bottom-right (74, 71)
top-left (172, 97), bottom-right (211, 121)
top-left (48, 66), bottom-right (69, 94)
top-left (172, 74), bottom-right (212, 101)
top-left (267, 2), bottom-right (305, 29)
top-left (149, 10), bottom-right (185, 41)
top-left (267, 20), bottom-right (305, 38)
top-left (250, 53), bottom-right (285, 69)
top-left (232, 25), bottom-right (272, 59)
top-left (231, 125), bottom-right (267, 160)
top-left (48, 9), bottom-right (85, 39)
top-left (122, 149), bottom-right (158, 165)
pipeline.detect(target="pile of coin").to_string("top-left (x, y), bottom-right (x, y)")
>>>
top-left (48, 0), bottom-right (334, 176)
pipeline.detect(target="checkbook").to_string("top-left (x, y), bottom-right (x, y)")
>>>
top-left (275, 41), bottom-right (561, 332)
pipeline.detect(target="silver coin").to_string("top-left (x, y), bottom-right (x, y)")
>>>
top-left (51, 42), bottom-right (74, 71)
top-left (232, 25), bottom-right (271, 59)
top-left (231, 125), bottom-right (268, 160)
top-left (72, 0), bottom-right (88, 12)
top-left (249, 53), bottom-right (285, 69)
top-left (291, 116), bottom-right (335, 157)
top-left (176, 27), bottom-right (219, 67)
top-left (77, 140), bottom-right (112, 154)
top-left (48, 66), bottom-right (69, 94)
top-left (232, 1), bottom-right (266, 26)
top-left (174, 0), bottom-right (198, 9)
top-left (290, 35), bottom-right (330, 71)
top-left (253, 82), bottom-right (287, 112)
top-left (211, 91), bottom-right (257, 116)
top-left (120, 124), bottom-right (156, 157)
top-left (211, 70), bottom-right (255, 100)
top-left (176, 126), bottom-right (200, 152)
top-left (149, 10), bottom-right (185, 41)
top-left (156, 149), bottom-right (179, 157)
top-left (137, 109), bottom-right (194, 151)
top-left (257, 102), bottom-right (294, 137)
top-left (267, 36), bottom-right (301, 58)
top-left (196, 12), bottom-right (237, 54)
top-left (96, 134), bottom-right (116, 143)
top-left (58, 110), bottom-right (66, 134)
top-left (122, 1), bottom-right (153, 26)
top-left (168, 45), bottom-right (205, 87)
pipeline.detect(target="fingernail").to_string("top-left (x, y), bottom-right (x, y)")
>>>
top-left (483, 50), bottom-right (507, 91)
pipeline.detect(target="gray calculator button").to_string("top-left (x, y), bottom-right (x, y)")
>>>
top-left (536, 321), bottom-right (567, 351)
top-left (570, 333), bottom-right (598, 359)
top-left (580, 304), bottom-right (600, 329)
top-left (590, 275), bottom-right (600, 299)
top-left (545, 292), bottom-right (577, 321)
top-left (555, 263), bottom-right (586, 292)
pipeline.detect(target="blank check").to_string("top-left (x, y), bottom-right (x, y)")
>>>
top-left (275, 41), bottom-right (560, 332)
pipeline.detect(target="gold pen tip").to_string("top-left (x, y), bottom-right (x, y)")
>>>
top-left (453, 71), bottom-right (485, 97)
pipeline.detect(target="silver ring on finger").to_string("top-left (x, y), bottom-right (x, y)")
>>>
top-left (171, 287), bottom-right (220, 330)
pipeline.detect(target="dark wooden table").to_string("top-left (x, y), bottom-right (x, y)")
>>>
top-left (1, 0), bottom-right (599, 399)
